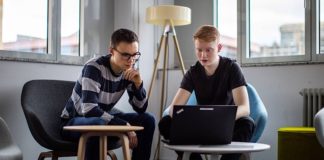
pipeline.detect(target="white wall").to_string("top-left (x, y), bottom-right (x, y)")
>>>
top-left (0, 0), bottom-right (156, 160)
top-left (174, 0), bottom-right (214, 68)
top-left (243, 64), bottom-right (324, 160)
top-left (1, 0), bottom-right (324, 160)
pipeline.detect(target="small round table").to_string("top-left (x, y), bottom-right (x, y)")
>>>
top-left (64, 125), bottom-right (143, 160)
top-left (164, 141), bottom-right (270, 160)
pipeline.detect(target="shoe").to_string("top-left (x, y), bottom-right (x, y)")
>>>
top-left (190, 153), bottom-right (202, 160)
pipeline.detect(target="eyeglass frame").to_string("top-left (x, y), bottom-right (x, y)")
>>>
top-left (112, 48), bottom-right (141, 61)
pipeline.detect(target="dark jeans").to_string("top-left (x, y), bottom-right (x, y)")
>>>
top-left (159, 115), bottom-right (255, 160)
top-left (61, 112), bottom-right (155, 160)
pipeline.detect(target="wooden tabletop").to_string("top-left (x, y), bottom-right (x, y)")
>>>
top-left (63, 125), bottom-right (144, 132)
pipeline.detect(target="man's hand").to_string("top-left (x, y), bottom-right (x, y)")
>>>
top-left (126, 123), bottom-right (138, 149)
top-left (124, 68), bottom-right (142, 89)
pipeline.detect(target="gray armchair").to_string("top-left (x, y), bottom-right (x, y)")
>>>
top-left (314, 107), bottom-right (324, 148)
top-left (0, 117), bottom-right (23, 160)
top-left (21, 79), bottom-right (121, 160)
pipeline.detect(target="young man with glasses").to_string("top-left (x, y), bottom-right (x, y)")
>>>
top-left (60, 28), bottom-right (155, 160)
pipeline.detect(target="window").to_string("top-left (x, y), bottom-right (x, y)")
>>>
top-left (0, 0), bottom-right (82, 64)
top-left (319, 0), bottom-right (324, 54)
top-left (61, 0), bottom-right (80, 56)
top-left (213, 0), bottom-right (324, 65)
top-left (216, 0), bottom-right (237, 60)
top-left (240, 0), bottom-right (311, 64)
top-left (1, 0), bottom-right (48, 53)
top-left (250, 0), bottom-right (305, 58)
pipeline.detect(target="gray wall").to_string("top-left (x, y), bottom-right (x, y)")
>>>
top-left (82, 0), bottom-right (114, 56)
top-left (243, 64), bottom-right (324, 160)
top-left (174, 0), bottom-right (214, 68)
top-left (0, 0), bottom-right (156, 159)
top-left (1, 0), bottom-right (324, 160)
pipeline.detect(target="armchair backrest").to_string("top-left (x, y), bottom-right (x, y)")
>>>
top-left (0, 117), bottom-right (23, 160)
top-left (21, 80), bottom-right (77, 151)
top-left (0, 117), bottom-right (15, 148)
top-left (162, 84), bottom-right (268, 142)
top-left (314, 108), bottom-right (324, 148)
top-left (186, 92), bottom-right (197, 105)
top-left (246, 83), bottom-right (268, 142)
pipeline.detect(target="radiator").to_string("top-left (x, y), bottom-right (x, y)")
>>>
top-left (300, 88), bottom-right (324, 127)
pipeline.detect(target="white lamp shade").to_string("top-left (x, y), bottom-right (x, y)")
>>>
top-left (146, 5), bottom-right (191, 26)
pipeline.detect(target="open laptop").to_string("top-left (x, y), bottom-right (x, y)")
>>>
top-left (169, 105), bottom-right (237, 145)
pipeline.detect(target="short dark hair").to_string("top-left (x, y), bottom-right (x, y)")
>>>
top-left (110, 28), bottom-right (139, 48)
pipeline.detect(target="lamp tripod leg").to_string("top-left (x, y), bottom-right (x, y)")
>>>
top-left (173, 34), bottom-right (186, 75)
top-left (148, 34), bottom-right (166, 99)
top-left (157, 31), bottom-right (169, 160)
top-left (152, 22), bottom-right (186, 160)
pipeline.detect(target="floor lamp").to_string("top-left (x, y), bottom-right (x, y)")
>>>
top-left (146, 5), bottom-right (191, 159)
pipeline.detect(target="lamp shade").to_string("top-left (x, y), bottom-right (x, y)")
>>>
top-left (146, 5), bottom-right (191, 26)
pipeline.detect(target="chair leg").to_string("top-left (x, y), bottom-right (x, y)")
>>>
top-left (107, 150), bottom-right (117, 160)
top-left (52, 154), bottom-right (59, 160)
top-left (38, 153), bottom-right (46, 160)
top-left (37, 150), bottom-right (116, 160)
top-left (38, 152), bottom-right (51, 160)
top-left (239, 153), bottom-right (251, 160)
top-left (38, 151), bottom-right (77, 160)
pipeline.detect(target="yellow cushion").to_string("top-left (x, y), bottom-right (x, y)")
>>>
top-left (278, 127), bottom-right (324, 160)
top-left (278, 127), bottom-right (315, 133)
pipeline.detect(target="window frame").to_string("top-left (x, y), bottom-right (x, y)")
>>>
top-left (214, 0), bottom-right (324, 66)
top-left (240, 0), bottom-right (312, 65)
top-left (312, 0), bottom-right (324, 62)
top-left (0, 0), bottom-right (85, 65)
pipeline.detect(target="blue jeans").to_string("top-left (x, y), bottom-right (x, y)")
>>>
top-left (61, 112), bottom-right (155, 160)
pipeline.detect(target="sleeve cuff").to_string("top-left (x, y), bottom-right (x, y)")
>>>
top-left (132, 81), bottom-right (143, 91)
top-left (101, 112), bottom-right (114, 124)
top-left (132, 82), bottom-right (146, 100)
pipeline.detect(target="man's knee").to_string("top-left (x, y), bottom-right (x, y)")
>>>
top-left (69, 117), bottom-right (107, 125)
top-left (236, 117), bottom-right (255, 133)
top-left (233, 117), bottom-right (255, 142)
top-left (158, 115), bottom-right (172, 139)
top-left (140, 113), bottom-right (156, 132)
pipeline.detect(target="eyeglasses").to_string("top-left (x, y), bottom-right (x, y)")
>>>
top-left (113, 48), bottom-right (141, 61)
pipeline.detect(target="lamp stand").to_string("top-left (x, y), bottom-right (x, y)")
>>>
top-left (148, 20), bottom-right (186, 160)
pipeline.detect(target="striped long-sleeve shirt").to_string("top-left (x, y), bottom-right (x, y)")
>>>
top-left (60, 54), bottom-right (148, 125)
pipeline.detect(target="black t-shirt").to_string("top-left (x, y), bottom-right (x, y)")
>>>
top-left (180, 56), bottom-right (247, 105)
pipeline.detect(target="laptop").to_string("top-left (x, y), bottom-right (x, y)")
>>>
top-left (169, 105), bottom-right (237, 145)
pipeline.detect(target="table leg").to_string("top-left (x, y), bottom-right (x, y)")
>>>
top-left (210, 154), bottom-right (221, 160)
top-left (120, 134), bottom-right (131, 160)
top-left (182, 152), bottom-right (190, 160)
top-left (77, 133), bottom-right (90, 160)
top-left (243, 152), bottom-right (251, 160)
top-left (100, 136), bottom-right (107, 160)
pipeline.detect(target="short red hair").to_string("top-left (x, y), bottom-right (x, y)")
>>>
top-left (193, 25), bottom-right (220, 43)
